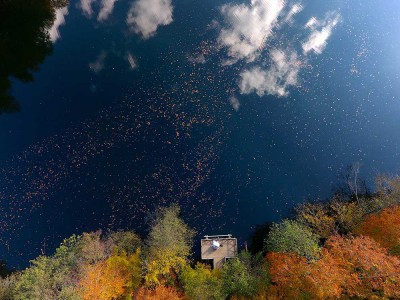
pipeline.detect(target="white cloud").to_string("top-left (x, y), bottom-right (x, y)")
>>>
top-left (126, 0), bottom-right (173, 39)
top-left (97, 0), bottom-right (117, 21)
top-left (48, 7), bottom-right (69, 42)
top-left (302, 12), bottom-right (340, 54)
top-left (79, 0), bottom-right (97, 17)
top-left (218, 0), bottom-right (286, 64)
top-left (305, 17), bottom-right (318, 30)
top-left (215, 1), bottom-right (340, 98)
top-left (239, 49), bottom-right (301, 97)
top-left (230, 96), bottom-right (241, 111)
top-left (89, 51), bottom-right (107, 73)
top-left (284, 3), bottom-right (303, 23)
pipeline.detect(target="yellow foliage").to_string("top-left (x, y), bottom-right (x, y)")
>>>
top-left (144, 248), bottom-right (187, 287)
top-left (329, 199), bottom-right (363, 231)
top-left (296, 202), bottom-right (336, 238)
top-left (79, 249), bottom-right (142, 300)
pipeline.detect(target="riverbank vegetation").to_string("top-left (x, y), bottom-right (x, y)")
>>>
top-left (1, 174), bottom-right (400, 299)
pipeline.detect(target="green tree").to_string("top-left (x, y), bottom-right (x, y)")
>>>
top-left (264, 220), bottom-right (320, 259)
top-left (144, 204), bottom-right (195, 287)
top-left (106, 231), bottom-right (142, 255)
top-left (14, 235), bottom-right (81, 300)
top-left (14, 256), bottom-right (77, 300)
top-left (180, 263), bottom-right (225, 300)
top-left (237, 252), bottom-right (270, 297)
top-left (0, 274), bottom-right (17, 300)
top-left (222, 254), bottom-right (258, 299)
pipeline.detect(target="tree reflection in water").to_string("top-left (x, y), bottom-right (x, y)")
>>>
top-left (0, 0), bottom-right (68, 114)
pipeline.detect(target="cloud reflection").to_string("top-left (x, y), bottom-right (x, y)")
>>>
top-left (126, 0), bottom-right (173, 39)
top-left (48, 7), bottom-right (69, 42)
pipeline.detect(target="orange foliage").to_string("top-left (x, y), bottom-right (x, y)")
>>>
top-left (267, 235), bottom-right (400, 299)
top-left (326, 235), bottom-right (400, 298)
top-left (267, 251), bottom-right (347, 299)
top-left (134, 286), bottom-right (185, 300)
top-left (306, 249), bottom-right (351, 298)
top-left (354, 205), bottom-right (400, 255)
top-left (79, 251), bottom-right (141, 300)
top-left (267, 252), bottom-right (308, 299)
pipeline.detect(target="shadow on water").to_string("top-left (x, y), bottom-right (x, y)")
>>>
top-left (0, 0), bottom-right (68, 114)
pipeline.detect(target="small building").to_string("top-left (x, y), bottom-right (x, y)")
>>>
top-left (201, 234), bottom-right (238, 269)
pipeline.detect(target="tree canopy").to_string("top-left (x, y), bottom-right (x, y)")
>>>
top-left (2, 176), bottom-right (400, 300)
top-left (264, 220), bottom-right (320, 259)
top-left (144, 204), bottom-right (195, 287)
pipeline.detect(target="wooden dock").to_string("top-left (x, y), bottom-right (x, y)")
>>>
top-left (201, 235), bottom-right (238, 269)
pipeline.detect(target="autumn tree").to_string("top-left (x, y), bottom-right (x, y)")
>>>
top-left (267, 234), bottom-right (400, 299)
top-left (326, 235), bottom-right (400, 298)
top-left (295, 198), bottom-right (363, 237)
top-left (144, 204), bottom-right (195, 287)
top-left (295, 202), bottom-right (336, 239)
top-left (376, 174), bottom-right (396, 194)
top-left (264, 220), bottom-right (320, 259)
top-left (328, 198), bottom-right (364, 233)
top-left (267, 250), bottom-right (349, 299)
top-left (73, 230), bottom-right (143, 267)
top-left (78, 250), bottom-right (142, 300)
top-left (13, 231), bottom-right (143, 300)
top-left (106, 231), bottom-right (142, 255)
top-left (267, 252), bottom-right (311, 299)
top-left (76, 231), bottom-right (107, 265)
top-left (354, 205), bottom-right (400, 256)
top-left (375, 174), bottom-right (400, 208)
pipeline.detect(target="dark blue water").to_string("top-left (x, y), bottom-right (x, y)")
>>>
top-left (1, 0), bottom-right (400, 268)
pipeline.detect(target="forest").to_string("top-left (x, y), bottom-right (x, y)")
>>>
top-left (0, 173), bottom-right (399, 300)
